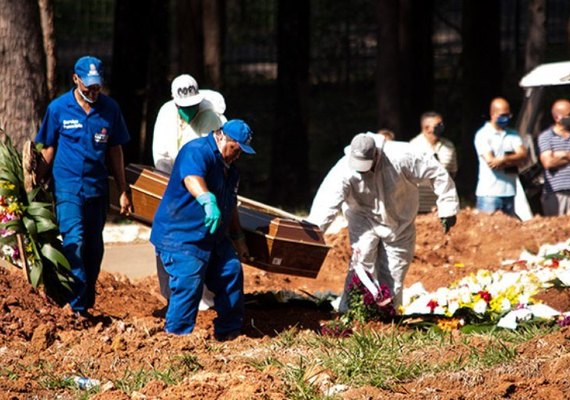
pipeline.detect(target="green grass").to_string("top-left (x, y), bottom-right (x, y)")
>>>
top-left (248, 322), bottom-right (558, 397)
top-left (7, 321), bottom-right (560, 398)
top-left (113, 352), bottom-right (203, 394)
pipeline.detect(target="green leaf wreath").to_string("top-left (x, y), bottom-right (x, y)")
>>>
top-left (0, 129), bottom-right (73, 305)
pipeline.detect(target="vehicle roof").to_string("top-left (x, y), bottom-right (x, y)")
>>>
top-left (519, 61), bottom-right (570, 88)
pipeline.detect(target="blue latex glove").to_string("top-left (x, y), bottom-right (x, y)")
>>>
top-left (196, 192), bottom-right (221, 234)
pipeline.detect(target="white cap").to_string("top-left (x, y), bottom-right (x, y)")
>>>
top-left (171, 74), bottom-right (203, 107)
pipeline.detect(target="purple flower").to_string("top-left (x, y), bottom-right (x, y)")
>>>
top-left (363, 291), bottom-right (375, 305)
top-left (558, 315), bottom-right (570, 328)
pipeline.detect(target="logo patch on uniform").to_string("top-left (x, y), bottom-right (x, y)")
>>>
top-left (94, 128), bottom-right (108, 143)
top-left (63, 119), bottom-right (83, 129)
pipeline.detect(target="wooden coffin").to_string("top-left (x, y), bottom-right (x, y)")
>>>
top-left (109, 164), bottom-right (330, 278)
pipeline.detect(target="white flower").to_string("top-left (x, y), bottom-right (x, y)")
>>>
top-left (500, 298), bottom-right (511, 312)
top-left (2, 245), bottom-right (14, 258)
top-left (447, 301), bottom-right (460, 316)
top-left (473, 299), bottom-right (488, 315)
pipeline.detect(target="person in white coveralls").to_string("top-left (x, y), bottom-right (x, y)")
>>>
top-left (308, 133), bottom-right (460, 311)
top-left (152, 74), bottom-right (227, 308)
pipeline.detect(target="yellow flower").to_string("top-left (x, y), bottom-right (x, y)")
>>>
top-left (437, 318), bottom-right (463, 332)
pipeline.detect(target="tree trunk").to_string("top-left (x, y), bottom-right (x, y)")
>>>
top-left (202, 0), bottom-right (223, 88)
top-left (0, 0), bottom-right (48, 149)
top-left (38, 0), bottom-right (57, 99)
top-left (376, 0), bottom-right (401, 134)
top-left (269, 0), bottom-right (310, 209)
top-left (175, 0), bottom-right (204, 82)
top-left (143, 1), bottom-right (170, 165)
top-left (525, 0), bottom-right (546, 73)
top-left (111, 0), bottom-right (169, 164)
top-left (399, 0), bottom-right (434, 139)
top-left (460, 0), bottom-right (501, 200)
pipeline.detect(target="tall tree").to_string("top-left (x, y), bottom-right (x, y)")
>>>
top-left (269, 0), bottom-right (310, 209)
top-left (525, 0), bottom-right (546, 73)
top-left (376, 0), bottom-right (401, 134)
top-left (111, 0), bottom-right (169, 164)
top-left (202, 0), bottom-right (223, 88)
top-left (0, 0), bottom-right (48, 148)
top-left (175, 0), bottom-right (204, 82)
top-left (399, 0), bottom-right (434, 139)
top-left (38, 0), bottom-right (57, 99)
top-left (459, 1), bottom-right (501, 198)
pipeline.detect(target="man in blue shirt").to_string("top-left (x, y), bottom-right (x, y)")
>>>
top-left (35, 55), bottom-right (132, 316)
top-left (474, 97), bottom-right (527, 217)
top-left (150, 119), bottom-right (254, 339)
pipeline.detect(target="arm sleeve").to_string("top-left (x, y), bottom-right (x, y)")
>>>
top-left (193, 110), bottom-right (224, 134)
top-left (537, 131), bottom-right (550, 154)
top-left (35, 106), bottom-right (58, 147)
top-left (152, 104), bottom-right (175, 170)
top-left (178, 144), bottom-right (210, 179)
top-left (474, 130), bottom-right (491, 156)
top-left (447, 142), bottom-right (458, 176)
top-left (409, 152), bottom-right (460, 218)
top-left (307, 158), bottom-right (349, 232)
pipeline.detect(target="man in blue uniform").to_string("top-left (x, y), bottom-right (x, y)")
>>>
top-left (150, 119), bottom-right (254, 339)
top-left (35, 55), bottom-right (131, 316)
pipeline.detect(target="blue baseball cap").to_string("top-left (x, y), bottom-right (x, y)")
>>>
top-left (74, 56), bottom-right (103, 86)
top-left (221, 119), bottom-right (255, 154)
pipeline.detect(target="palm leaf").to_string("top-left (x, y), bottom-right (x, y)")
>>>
top-left (41, 243), bottom-right (71, 270)
top-left (0, 131), bottom-right (74, 297)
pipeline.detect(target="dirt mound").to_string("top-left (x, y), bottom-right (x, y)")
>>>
top-left (2, 207), bottom-right (570, 398)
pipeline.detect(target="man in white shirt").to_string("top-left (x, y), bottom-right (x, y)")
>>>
top-left (152, 74), bottom-right (226, 306)
top-left (474, 97), bottom-right (527, 217)
top-left (410, 112), bottom-right (458, 213)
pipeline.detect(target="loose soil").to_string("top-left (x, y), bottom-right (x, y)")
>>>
top-left (2, 208), bottom-right (570, 399)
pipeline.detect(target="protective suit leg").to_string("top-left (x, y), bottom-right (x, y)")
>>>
top-left (374, 229), bottom-right (415, 310)
top-left (338, 214), bottom-right (380, 313)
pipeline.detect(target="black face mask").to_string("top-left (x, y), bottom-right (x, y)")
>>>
top-left (560, 116), bottom-right (570, 131)
top-left (434, 123), bottom-right (445, 138)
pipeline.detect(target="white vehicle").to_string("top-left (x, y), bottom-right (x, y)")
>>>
top-left (516, 61), bottom-right (570, 215)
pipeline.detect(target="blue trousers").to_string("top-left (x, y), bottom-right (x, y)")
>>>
top-left (56, 192), bottom-right (107, 313)
top-left (158, 239), bottom-right (244, 335)
top-left (476, 196), bottom-right (516, 217)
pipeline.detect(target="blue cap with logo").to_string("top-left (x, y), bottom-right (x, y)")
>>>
top-left (74, 56), bottom-right (103, 86)
top-left (221, 119), bottom-right (255, 154)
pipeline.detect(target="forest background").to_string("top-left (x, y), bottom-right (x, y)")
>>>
top-left (1, 0), bottom-right (569, 212)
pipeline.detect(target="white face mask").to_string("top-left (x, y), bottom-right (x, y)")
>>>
top-left (77, 88), bottom-right (96, 104)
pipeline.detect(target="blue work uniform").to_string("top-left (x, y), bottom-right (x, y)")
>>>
top-left (35, 89), bottom-right (130, 312)
top-left (150, 132), bottom-right (243, 335)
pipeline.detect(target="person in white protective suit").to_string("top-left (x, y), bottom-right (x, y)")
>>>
top-left (152, 74), bottom-right (227, 310)
top-left (308, 133), bottom-right (460, 312)
top-left (153, 74), bottom-right (227, 173)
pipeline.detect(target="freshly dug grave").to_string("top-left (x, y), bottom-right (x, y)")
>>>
top-left (2, 207), bottom-right (570, 399)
